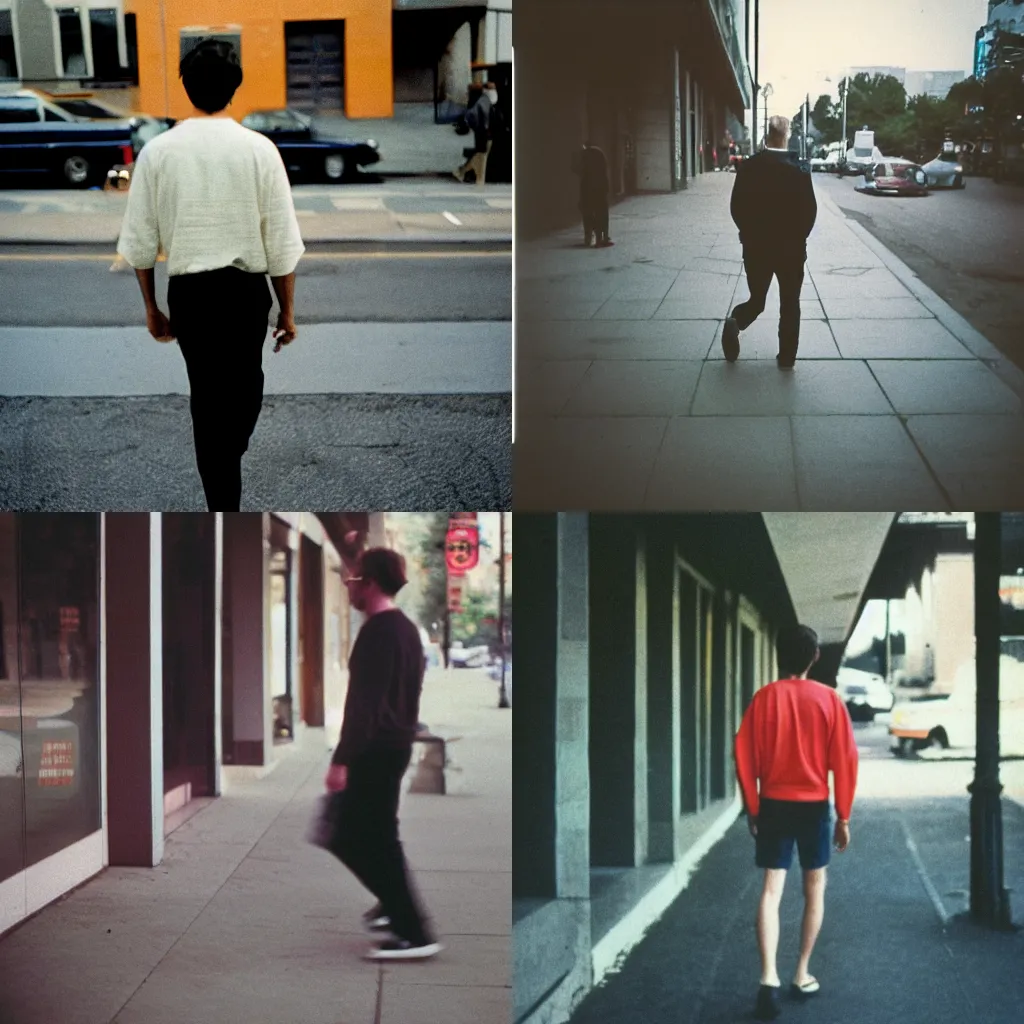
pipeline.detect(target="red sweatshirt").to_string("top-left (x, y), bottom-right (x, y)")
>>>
top-left (734, 677), bottom-right (859, 821)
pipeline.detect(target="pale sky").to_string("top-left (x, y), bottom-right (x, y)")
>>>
top-left (758, 0), bottom-right (990, 123)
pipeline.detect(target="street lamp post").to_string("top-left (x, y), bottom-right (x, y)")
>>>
top-left (761, 83), bottom-right (773, 146)
top-left (497, 511), bottom-right (510, 709)
top-left (840, 71), bottom-right (849, 157)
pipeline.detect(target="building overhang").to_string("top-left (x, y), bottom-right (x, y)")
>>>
top-left (699, 0), bottom-right (753, 111)
top-left (313, 513), bottom-right (371, 572)
top-left (762, 514), bottom-right (898, 646)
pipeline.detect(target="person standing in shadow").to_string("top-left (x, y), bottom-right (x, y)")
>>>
top-left (722, 115), bottom-right (816, 370)
top-left (572, 141), bottom-right (613, 248)
top-left (116, 39), bottom-right (306, 510)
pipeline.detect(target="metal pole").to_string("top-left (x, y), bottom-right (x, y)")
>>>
top-left (969, 513), bottom-right (1012, 928)
top-left (804, 92), bottom-right (809, 160)
top-left (841, 73), bottom-right (848, 156)
top-left (753, 0), bottom-right (759, 150)
top-left (498, 511), bottom-right (510, 709)
top-left (885, 599), bottom-right (892, 687)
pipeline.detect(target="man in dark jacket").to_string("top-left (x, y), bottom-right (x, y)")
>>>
top-left (722, 116), bottom-right (817, 369)
top-left (324, 548), bottom-right (441, 961)
top-left (572, 142), bottom-right (613, 247)
top-left (454, 82), bottom-right (496, 186)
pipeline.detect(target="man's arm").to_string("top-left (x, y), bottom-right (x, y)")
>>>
top-left (828, 696), bottom-right (859, 821)
top-left (734, 699), bottom-right (761, 818)
top-left (729, 161), bottom-right (751, 237)
top-left (259, 145), bottom-right (305, 347)
top-left (798, 167), bottom-right (818, 241)
top-left (330, 628), bottom-right (396, 766)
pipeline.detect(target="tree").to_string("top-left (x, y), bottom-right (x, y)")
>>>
top-left (811, 93), bottom-right (840, 141)
top-left (417, 512), bottom-right (449, 640)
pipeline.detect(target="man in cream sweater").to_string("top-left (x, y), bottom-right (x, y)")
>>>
top-left (117, 39), bottom-right (306, 511)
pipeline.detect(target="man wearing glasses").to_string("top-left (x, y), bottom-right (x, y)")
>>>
top-left (324, 548), bottom-right (441, 961)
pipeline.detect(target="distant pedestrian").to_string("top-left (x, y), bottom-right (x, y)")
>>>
top-left (572, 142), bottom-right (613, 247)
top-left (116, 39), bottom-right (305, 511)
top-left (722, 115), bottom-right (817, 369)
top-left (734, 625), bottom-right (859, 1021)
top-left (324, 548), bottom-right (442, 961)
top-left (454, 82), bottom-right (497, 186)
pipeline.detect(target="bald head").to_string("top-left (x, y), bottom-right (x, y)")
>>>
top-left (767, 115), bottom-right (790, 149)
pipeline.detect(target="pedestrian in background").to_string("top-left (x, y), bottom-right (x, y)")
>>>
top-left (734, 625), bottom-right (859, 1021)
top-left (572, 142), bottom-right (612, 248)
top-left (324, 548), bottom-right (442, 961)
top-left (722, 115), bottom-right (817, 370)
top-left (116, 39), bottom-right (305, 511)
top-left (454, 82), bottom-right (497, 186)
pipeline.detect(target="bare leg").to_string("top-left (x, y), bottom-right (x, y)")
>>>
top-left (794, 868), bottom-right (827, 984)
top-left (756, 869), bottom-right (786, 986)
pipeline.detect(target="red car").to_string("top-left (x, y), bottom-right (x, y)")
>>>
top-left (855, 159), bottom-right (929, 196)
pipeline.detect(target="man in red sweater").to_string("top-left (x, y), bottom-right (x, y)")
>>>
top-left (734, 625), bottom-right (859, 1020)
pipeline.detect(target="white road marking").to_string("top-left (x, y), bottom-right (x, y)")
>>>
top-left (900, 816), bottom-right (951, 926)
top-left (443, 211), bottom-right (462, 226)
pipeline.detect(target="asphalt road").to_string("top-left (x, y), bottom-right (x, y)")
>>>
top-left (815, 173), bottom-right (1024, 369)
top-left (0, 244), bottom-right (512, 326)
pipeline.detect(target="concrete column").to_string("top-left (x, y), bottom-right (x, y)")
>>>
top-left (589, 517), bottom-right (648, 868)
top-left (222, 514), bottom-right (268, 767)
top-left (104, 514), bottom-right (163, 868)
top-left (935, 554), bottom-right (975, 691)
top-left (684, 68), bottom-right (693, 180)
top-left (646, 521), bottom-right (680, 861)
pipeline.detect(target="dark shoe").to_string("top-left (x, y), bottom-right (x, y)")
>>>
top-left (776, 355), bottom-right (795, 370)
top-left (596, 239), bottom-right (615, 247)
top-left (722, 317), bottom-right (740, 362)
top-left (362, 904), bottom-right (391, 933)
top-left (790, 978), bottom-right (820, 1001)
top-left (755, 984), bottom-right (782, 1020)
top-left (364, 939), bottom-right (444, 961)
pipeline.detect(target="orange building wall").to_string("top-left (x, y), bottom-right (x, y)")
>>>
top-left (125, 0), bottom-right (393, 121)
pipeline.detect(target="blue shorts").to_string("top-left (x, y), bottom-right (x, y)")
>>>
top-left (755, 798), bottom-right (832, 871)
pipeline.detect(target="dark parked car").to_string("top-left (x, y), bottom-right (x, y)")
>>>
top-left (0, 93), bottom-right (136, 187)
top-left (855, 159), bottom-right (929, 197)
top-left (240, 109), bottom-right (380, 182)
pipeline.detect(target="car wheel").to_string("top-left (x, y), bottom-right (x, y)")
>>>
top-left (63, 154), bottom-right (92, 188)
top-left (897, 737), bottom-right (917, 758)
top-left (927, 728), bottom-right (949, 750)
top-left (955, 174), bottom-right (965, 189)
top-left (324, 154), bottom-right (345, 181)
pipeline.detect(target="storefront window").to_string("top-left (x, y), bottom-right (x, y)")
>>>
top-left (18, 514), bottom-right (100, 869)
top-left (56, 8), bottom-right (87, 77)
top-left (0, 10), bottom-right (18, 80)
top-left (0, 515), bottom-right (24, 887)
top-left (88, 9), bottom-right (120, 82)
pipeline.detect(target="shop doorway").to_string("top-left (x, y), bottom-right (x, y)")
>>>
top-left (285, 21), bottom-right (345, 114)
top-left (299, 536), bottom-right (325, 729)
top-left (269, 519), bottom-right (295, 744)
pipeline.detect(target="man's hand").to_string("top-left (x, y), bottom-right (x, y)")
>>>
top-left (325, 764), bottom-right (348, 792)
top-left (146, 307), bottom-right (175, 342)
top-left (834, 819), bottom-right (851, 853)
top-left (747, 814), bottom-right (758, 838)
top-left (273, 311), bottom-right (297, 352)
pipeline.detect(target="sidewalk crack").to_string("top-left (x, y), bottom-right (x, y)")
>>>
top-left (373, 966), bottom-right (385, 1024)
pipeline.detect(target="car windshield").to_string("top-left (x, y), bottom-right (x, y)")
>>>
top-left (249, 110), bottom-right (308, 131)
top-left (877, 163), bottom-right (913, 178)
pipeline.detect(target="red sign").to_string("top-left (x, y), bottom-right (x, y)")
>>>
top-left (60, 606), bottom-right (80, 632)
top-left (38, 740), bottom-right (75, 787)
top-left (447, 576), bottom-right (466, 613)
top-left (446, 525), bottom-right (479, 574)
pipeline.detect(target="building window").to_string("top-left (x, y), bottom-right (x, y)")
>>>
top-left (180, 29), bottom-right (241, 66)
top-left (88, 8), bottom-right (120, 81)
top-left (57, 8), bottom-right (87, 77)
top-left (0, 9), bottom-right (17, 79)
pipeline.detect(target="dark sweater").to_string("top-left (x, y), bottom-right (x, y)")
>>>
top-left (331, 609), bottom-right (425, 766)
top-left (729, 149), bottom-right (817, 253)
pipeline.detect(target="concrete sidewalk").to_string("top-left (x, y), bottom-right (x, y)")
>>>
top-left (0, 669), bottom-right (511, 1024)
top-left (565, 792), bottom-right (1024, 1024)
top-left (0, 181), bottom-right (513, 246)
top-left (515, 173), bottom-right (1024, 510)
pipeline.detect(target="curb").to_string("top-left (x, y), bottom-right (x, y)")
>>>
top-left (816, 190), bottom-right (1024, 404)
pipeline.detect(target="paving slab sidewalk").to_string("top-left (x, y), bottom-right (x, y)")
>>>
top-left (565, 793), bottom-right (1024, 1024)
top-left (0, 668), bottom-right (511, 1024)
top-left (515, 172), bottom-right (1024, 510)
top-left (0, 181), bottom-right (513, 246)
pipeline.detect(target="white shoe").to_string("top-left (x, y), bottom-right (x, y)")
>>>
top-left (364, 939), bottom-right (444, 961)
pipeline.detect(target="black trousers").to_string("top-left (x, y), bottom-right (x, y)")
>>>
top-left (167, 267), bottom-right (274, 511)
top-left (730, 247), bottom-right (806, 364)
top-left (329, 747), bottom-right (433, 945)
top-left (582, 203), bottom-right (609, 244)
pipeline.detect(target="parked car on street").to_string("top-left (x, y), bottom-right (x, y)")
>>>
top-left (448, 642), bottom-right (490, 668)
top-left (837, 666), bottom-right (895, 721)
top-left (855, 159), bottom-right (929, 197)
top-left (922, 152), bottom-right (966, 189)
top-left (0, 93), bottom-right (136, 187)
top-left (44, 93), bottom-right (175, 150)
top-left (240, 108), bottom-right (380, 182)
top-left (889, 655), bottom-right (1024, 757)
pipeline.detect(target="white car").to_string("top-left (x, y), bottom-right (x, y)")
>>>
top-left (921, 153), bottom-right (966, 189)
top-left (449, 642), bottom-right (490, 668)
top-left (889, 655), bottom-right (1024, 756)
top-left (836, 666), bottom-right (895, 720)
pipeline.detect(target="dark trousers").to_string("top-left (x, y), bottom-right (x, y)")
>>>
top-left (167, 267), bottom-right (274, 511)
top-left (730, 247), bottom-right (806, 363)
top-left (329, 748), bottom-right (433, 945)
top-left (582, 203), bottom-right (609, 244)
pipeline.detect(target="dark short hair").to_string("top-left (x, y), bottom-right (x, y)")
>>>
top-left (776, 625), bottom-right (819, 676)
top-left (358, 548), bottom-right (408, 597)
top-left (180, 39), bottom-right (242, 114)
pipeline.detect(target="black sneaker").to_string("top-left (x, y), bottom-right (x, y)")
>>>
top-left (755, 984), bottom-right (782, 1021)
top-left (776, 355), bottom-right (795, 371)
top-left (364, 939), bottom-right (444, 961)
top-left (722, 317), bottom-right (740, 362)
top-left (362, 904), bottom-right (391, 933)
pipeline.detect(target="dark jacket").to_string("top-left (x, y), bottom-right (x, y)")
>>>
top-left (730, 149), bottom-right (817, 254)
top-left (573, 146), bottom-right (610, 210)
top-left (465, 94), bottom-right (492, 154)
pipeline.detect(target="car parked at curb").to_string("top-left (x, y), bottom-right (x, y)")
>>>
top-left (240, 108), bottom-right (380, 182)
top-left (922, 152), bottom-right (966, 189)
top-left (855, 159), bottom-right (929, 197)
top-left (0, 93), bottom-right (136, 187)
top-left (837, 666), bottom-right (895, 721)
top-left (448, 642), bottom-right (490, 668)
top-left (45, 92), bottom-right (175, 150)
